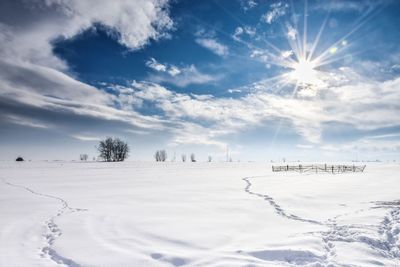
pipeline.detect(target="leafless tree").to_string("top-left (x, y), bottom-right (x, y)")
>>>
top-left (97, 137), bottom-right (114, 162)
top-left (190, 153), bottom-right (196, 162)
top-left (155, 150), bottom-right (167, 162)
top-left (80, 154), bottom-right (88, 161)
top-left (181, 154), bottom-right (186, 162)
top-left (208, 155), bottom-right (212, 162)
top-left (97, 137), bottom-right (129, 162)
top-left (112, 138), bottom-right (129, 161)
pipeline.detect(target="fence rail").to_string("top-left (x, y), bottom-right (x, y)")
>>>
top-left (272, 164), bottom-right (366, 173)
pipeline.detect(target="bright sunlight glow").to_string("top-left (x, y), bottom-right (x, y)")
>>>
top-left (290, 59), bottom-right (318, 85)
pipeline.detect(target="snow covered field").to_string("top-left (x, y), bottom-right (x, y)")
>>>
top-left (0, 162), bottom-right (399, 267)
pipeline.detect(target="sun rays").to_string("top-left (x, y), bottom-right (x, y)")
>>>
top-left (235, 0), bottom-right (384, 97)
top-left (192, 0), bottom-right (383, 98)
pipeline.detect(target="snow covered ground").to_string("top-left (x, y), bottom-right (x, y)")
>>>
top-left (0, 161), bottom-right (399, 267)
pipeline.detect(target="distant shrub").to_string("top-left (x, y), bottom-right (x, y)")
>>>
top-left (16, 157), bottom-right (24, 162)
top-left (155, 150), bottom-right (167, 162)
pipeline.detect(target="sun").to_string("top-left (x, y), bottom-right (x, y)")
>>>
top-left (289, 59), bottom-right (319, 86)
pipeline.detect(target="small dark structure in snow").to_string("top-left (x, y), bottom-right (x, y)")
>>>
top-left (272, 164), bottom-right (366, 173)
top-left (15, 157), bottom-right (24, 162)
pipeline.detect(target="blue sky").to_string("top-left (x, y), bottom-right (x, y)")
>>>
top-left (1, 0), bottom-right (400, 161)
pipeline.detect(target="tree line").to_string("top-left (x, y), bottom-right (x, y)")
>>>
top-left (155, 150), bottom-right (210, 162)
top-left (79, 138), bottom-right (214, 162)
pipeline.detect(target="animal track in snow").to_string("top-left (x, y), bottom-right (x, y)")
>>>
top-left (2, 178), bottom-right (87, 267)
top-left (243, 176), bottom-right (400, 266)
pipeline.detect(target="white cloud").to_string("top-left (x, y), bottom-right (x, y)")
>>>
top-left (313, 0), bottom-right (382, 13)
top-left (233, 27), bottom-right (244, 40)
top-left (146, 58), bottom-right (167, 72)
top-left (112, 67), bottom-right (400, 146)
top-left (149, 64), bottom-right (218, 87)
top-left (0, 0), bottom-right (173, 133)
top-left (196, 38), bottom-right (229, 56)
top-left (262, 2), bottom-right (289, 24)
top-left (145, 57), bottom-right (181, 76)
top-left (240, 0), bottom-right (257, 11)
top-left (0, 0), bottom-right (173, 71)
top-left (2, 114), bottom-right (52, 129)
top-left (233, 26), bottom-right (256, 41)
top-left (168, 65), bottom-right (181, 76)
top-left (72, 134), bottom-right (102, 141)
top-left (287, 24), bottom-right (297, 40)
top-left (250, 49), bottom-right (269, 64)
top-left (281, 50), bottom-right (293, 58)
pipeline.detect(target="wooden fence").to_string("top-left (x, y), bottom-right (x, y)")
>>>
top-left (272, 164), bottom-right (366, 173)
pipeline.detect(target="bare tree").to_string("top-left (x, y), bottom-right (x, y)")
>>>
top-left (80, 154), bottom-right (88, 161)
top-left (97, 137), bottom-right (114, 162)
top-left (155, 150), bottom-right (167, 162)
top-left (97, 137), bottom-right (129, 162)
top-left (181, 154), bottom-right (186, 162)
top-left (112, 138), bottom-right (129, 161)
top-left (190, 153), bottom-right (196, 162)
top-left (208, 155), bottom-right (212, 162)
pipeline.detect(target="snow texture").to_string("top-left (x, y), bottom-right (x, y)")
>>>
top-left (0, 162), bottom-right (399, 267)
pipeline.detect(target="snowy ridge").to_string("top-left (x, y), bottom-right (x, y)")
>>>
top-left (1, 178), bottom-right (87, 267)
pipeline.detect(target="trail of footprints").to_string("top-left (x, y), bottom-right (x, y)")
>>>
top-left (2, 178), bottom-right (86, 267)
top-left (243, 176), bottom-right (400, 266)
top-left (243, 177), bottom-right (322, 225)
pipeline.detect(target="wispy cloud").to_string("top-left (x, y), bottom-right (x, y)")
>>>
top-left (262, 2), bottom-right (289, 24)
top-left (195, 38), bottom-right (229, 56)
top-left (148, 64), bottom-right (218, 87)
top-left (72, 134), bottom-right (102, 141)
top-left (2, 114), bottom-right (52, 129)
top-left (233, 26), bottom-right (256, 41)
top-left (313, 0), bottom-right (383, 13)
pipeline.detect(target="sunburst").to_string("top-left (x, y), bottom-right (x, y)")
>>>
top-left (233, 0), bottom-right (381, 96)
top-left (289, 58), bottom-right (318, 86)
